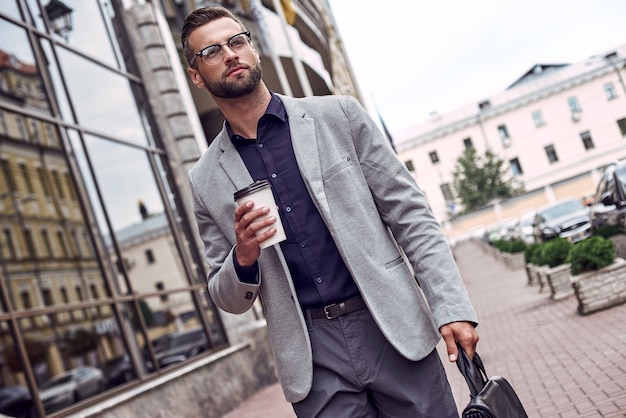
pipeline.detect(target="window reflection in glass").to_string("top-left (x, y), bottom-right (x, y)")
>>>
top-left (140, 293), bottom-right (210, 370)
top-left (0, 3), bottom-right (22, 21)
top-left (23, 0), bottom-right (122, 70)
top-left (57, 48), bottom-right (147, 145)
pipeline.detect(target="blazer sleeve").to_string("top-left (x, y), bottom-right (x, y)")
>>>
top-left (342, 96), bottom-right (477, 327)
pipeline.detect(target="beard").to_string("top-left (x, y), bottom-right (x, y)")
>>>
top-left (202, 63), bottom-right (263, 99)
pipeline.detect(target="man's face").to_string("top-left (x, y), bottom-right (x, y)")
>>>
top-left (187, 17), bottom-right (262, 99)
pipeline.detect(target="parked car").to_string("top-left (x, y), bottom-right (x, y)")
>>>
top-left (39, 366), bottom-right (104, 413)
top-left (517, 210), bottom-right (536, 245)
top-left (101, 355), bottom-right (136, 389)
top-left (590, 160), bottom-right (626, 232)
top-left (533, 198), bottom-right (592, 243)
top-left (0, 385), bottom-right (34, 417)
top-left (151, 327), bottom-right (209, 368)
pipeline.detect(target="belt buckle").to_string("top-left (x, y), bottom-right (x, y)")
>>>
top-left (323, 303), bottom-right (337, 320)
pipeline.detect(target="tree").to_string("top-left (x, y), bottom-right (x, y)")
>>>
top-left (452, 147), bottom-right (520, 213)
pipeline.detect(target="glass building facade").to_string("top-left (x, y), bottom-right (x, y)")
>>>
top-left (0, 0), bottom-right (362, 416)
top-left (0, 1), bottom-right (227, 416)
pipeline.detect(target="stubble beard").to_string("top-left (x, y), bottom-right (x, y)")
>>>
top-left (203, 63), bottom-right (263, 99)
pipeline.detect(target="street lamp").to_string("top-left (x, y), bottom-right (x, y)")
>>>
top-left (44, 0), bottom-right (73, 41)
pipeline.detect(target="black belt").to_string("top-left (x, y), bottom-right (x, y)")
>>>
top-left (306, 295), bottom-right (367, 320)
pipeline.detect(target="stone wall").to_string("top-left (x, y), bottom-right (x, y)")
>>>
top-left (74, 322), bottom-right (278, 418)
top-left (573, 258), bottom-right (626, 315)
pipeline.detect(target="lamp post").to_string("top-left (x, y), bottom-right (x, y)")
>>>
top-left (43, 0), bottom-right (73, 41)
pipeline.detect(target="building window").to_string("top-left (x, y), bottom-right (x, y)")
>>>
top-left (1, 160), bottom-right (16, 192)
top-left (41, 229), bottom-right (53, 257)
top-left (532, 110), bottom-right (545, 127)
top-left (404, 160), bottom-right (415, 172)
top-left (3, 229), bottom-right (16, 260)
top-left (545, 144), bottom-right (559, 163)
top-left (440, 183), bottom-right (455, 203)
top-left (580, 131), bottom-right (594, 150)
top-left (145, 249), bottom-right (155, 264)
top-left (510, 158), bottom-right (523, 176)
top-left (19, 163), bottom-right (33, 193)
top-left (51, 170), bottom-right (65, 199)
top-left (618, 118), bottom-right (626, 137)
top-left (155, 282), bottom-right (168, 302)
top-left (567, 96), bottom-right (581, 113)
top-left (23, 229), bottom-right (36, 258)
top-left (604, 82), bottom-right (617, 100)
top-left (57, 230), bottom-right (68, 257)
top-left (429, 151), bottom-right (439, 164)
top-left (478, 100), bottom-right (491, 110)
top-left (463, 137), bottom-right (473, 149)
top-left (37, 167), bottom-right (51, 196)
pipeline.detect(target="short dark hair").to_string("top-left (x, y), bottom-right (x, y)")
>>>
top-left (181, 6), bottom-right (247, 66)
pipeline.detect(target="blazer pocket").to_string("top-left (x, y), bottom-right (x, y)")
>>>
top-left (322, 155), bottom-right (353, 181)
top-left (384, 255), bottom-right (405, 270)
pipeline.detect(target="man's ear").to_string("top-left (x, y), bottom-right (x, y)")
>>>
top-left (187, 67), bottom-right (205, 89)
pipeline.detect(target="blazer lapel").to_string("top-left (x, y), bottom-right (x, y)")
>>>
top-left (282, 97), bottom-right (332, 222)
top-left (217, 129), bottom-right (254, 191)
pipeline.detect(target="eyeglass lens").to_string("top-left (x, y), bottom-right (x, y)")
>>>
top-left (200, 32), bottom-right (249, 64)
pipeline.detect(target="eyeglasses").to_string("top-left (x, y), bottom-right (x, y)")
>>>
top-left (191, 31), bottom-right (252, 66)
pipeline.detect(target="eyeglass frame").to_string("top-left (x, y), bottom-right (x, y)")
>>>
top-left (190, 31), bottom-right (252, 67)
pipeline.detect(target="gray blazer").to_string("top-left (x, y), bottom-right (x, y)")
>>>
top-left (188, 94), bottom-right (477, 403)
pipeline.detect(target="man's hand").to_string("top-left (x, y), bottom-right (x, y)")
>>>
top-left (234, 200), bottom-right (278, 266)
top-left (440, 321), bottom-right (479, 362)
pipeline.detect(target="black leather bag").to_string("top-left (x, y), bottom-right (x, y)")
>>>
top-left (455, 343), bottom-right (528, 418)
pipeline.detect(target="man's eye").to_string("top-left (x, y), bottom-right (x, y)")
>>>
top-left (230, 37), bottom-right (245, 47)
top-left (204, 47), bottom-right (220, 57)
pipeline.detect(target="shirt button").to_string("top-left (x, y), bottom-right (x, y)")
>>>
top-left (285, 206), bottom-right (292, 212)
top-left (316, 277), bottom-right (323, 283)
top-left (258, 143), bottom-right (264, 148)
top-left (271, 173), bottom-right (277, 179)
top-left (300, 242), bottom-right (306, 248)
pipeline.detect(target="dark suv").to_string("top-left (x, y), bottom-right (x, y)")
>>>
top-left (590, 160), bottom-right (626, 232)
top-left (533, 198), bottom-right (592, 243)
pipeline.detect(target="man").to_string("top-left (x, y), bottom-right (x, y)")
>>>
top-left (183, 6), bottom-right (479, 417)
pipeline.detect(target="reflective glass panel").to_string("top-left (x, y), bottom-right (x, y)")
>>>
top-left (57, 48), bottom-right (147, 145)
top-left (0, 3), bottom-right (22, 21)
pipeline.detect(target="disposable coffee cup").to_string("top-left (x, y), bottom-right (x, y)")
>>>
top-left (234, 180), bottom-right (287, 249)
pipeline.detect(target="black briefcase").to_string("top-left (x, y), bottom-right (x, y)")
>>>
top-left (455, 343), bottom-right (528, 418)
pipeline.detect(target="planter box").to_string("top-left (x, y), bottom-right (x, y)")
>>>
top-left (545, 263), bottom-right (573, 300)
top-left (502, 252), bottom-right (525, 270)
top-left (534, 265), bottom-right (549, 293)
top-left (572, 257), bottom-right (626, 315)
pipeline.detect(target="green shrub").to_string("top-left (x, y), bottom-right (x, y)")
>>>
top-left (542, 238), bottom-right (573, 268)
top-left (530, 243), bottom-right (549, 266)
top-left (524, 243), bottom-right (542, 264)
top-left (593, 224), bottom-right (624, 238)
top-left (493, 239), bottom-right (526, 254)
top-left (567, 236), bottom-right (616, 275)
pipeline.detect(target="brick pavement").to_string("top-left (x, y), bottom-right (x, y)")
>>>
top-left (223, 240), bottom-right (626, 417)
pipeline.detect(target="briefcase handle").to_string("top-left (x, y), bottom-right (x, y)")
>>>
top-left (455, 342), bottom-right (488, 396)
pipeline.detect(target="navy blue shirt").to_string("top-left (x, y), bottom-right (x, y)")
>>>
top-left (229, 94), bottom-right (360, 309)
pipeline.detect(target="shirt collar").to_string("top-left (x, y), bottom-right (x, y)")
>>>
top-left (228, 93), bottom-right (286, 146)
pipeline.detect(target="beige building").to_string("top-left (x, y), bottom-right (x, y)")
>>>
top-left (396, 42), bottom-right (626, 240)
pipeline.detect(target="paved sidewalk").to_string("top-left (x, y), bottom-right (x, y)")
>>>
top-left (223, 240), bottom-right (626, 417)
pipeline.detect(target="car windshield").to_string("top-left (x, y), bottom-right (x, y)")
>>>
top-left (542, 200), bottom-right (583, 221)
top-left (41, 375), bottom-right (72, 389)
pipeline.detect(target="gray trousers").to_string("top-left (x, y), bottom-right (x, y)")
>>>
top-left (292, 308), bottom-right (458, 418)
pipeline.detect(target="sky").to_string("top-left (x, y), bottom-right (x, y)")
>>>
top-left (326, 0), bottom-right (626, 142)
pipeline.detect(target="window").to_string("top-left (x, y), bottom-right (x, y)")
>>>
top-left (51, 170), bottom-right (65, 198)
top-left (463, 137), bottom-right (473, 149)
top-left (23, 229), bottom-right (36, 258)
top-left (37, 167), bottom-right (51, 196)
top-left (1, 160), bottom-right (16, 192)
top-left (567, 97), bottom-right (581, 113)
top-left (429, 151), bottom-right (439, 164)
top-left (41, 229), bottom-right (53, 257)
top-left (545, 145), bottom-right (559, 163)
top-left (19, 163), bottom-right (33, 193)
top-left (604, 82), bottom-right (617, 100)
top-left (580, 131), bottom-right (594, 150)
top-left (404, 160), bottom-right (415, 172)
top-left (478, 100), bottom-right (491, 110)
top-left (156, 281), bottom-right (168, 302)
top-left (145, 248), bottom-right (155, 264)
top-left (3, 229), bottom-right (16, 260)
top-left (497, 125), bottom-right (510, 140)
top-left (57, 230), bottom-right (68, 257)
top-left (510, 158), bottom-right (523, 176)
top-left (532, 110), bottom-right (545, 127)
top-left (440, 183), bottom-right (454, 203)
top-left (618, 118), bottom-right (626, 137)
